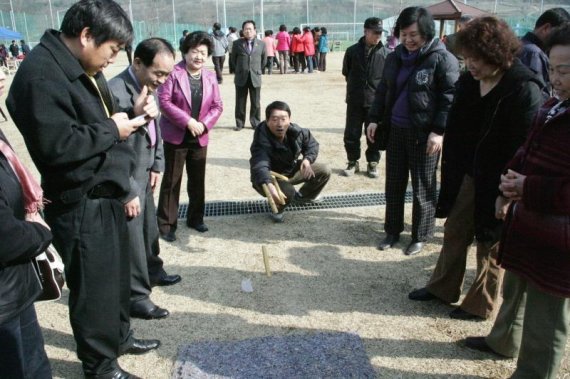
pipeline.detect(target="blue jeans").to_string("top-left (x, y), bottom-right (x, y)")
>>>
top-left (0, 304), bottom-right (52, 378)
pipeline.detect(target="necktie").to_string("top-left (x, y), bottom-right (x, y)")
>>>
top-left (248, 41), bottom-right (253, 53)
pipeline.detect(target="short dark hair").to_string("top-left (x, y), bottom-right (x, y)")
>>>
top-left (535, 8), bottom-right (570, 29)
top-left (546, 22), bottom-right (570, 51)
top-left (20, 40), bottom-right (25, 44)
top-left (242, 20), bottom-right (256, 30)
top-left (182, 29), bottom-right (188, 35)
top-left (134, 38), bottom-right (175, 67)
top-left (321, 27), bottom-right (327, 35)
top-left (292, 27), bottom-right (301, 35)
top-left (394, 6), bottom-right (435, 41)
top-left (181, 31), bottom-right (212, 56)
top-left (279, 24), bottom-right (287, 32)
top-left (213, 22), bottom-right (221, 31)
top-left (228, 26), bottom-right (237, 33)
top-left (61, 0), bottom-right (133, 46)
top-left (265, 101), bottom-right (291, 119)
top-left (458, 15), bottom-right (474, 25)
top-left (264, 30), bottom-right (273, 37)
top-left (303, 26), bottom-right (311, 33)
top-left (456, 16), bottom-right (521, 69)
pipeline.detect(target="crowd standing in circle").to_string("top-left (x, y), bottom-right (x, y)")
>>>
top-left (2, 1), bottom-right (570, 378)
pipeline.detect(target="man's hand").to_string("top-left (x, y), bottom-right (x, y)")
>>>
top-left (112, 112), bottom-right (147, 140)
top-left (187, 118), bottom-right (205, 137)
top-left (267, 182), bottom-right (282, 205)
top-left (124, 196), bottom-right (141, 218)
top-left (426, 132), bottom-right (443, 155)
top-left (499, 169), bottom-right (526, 201)
top-left (495, 195), bottom-right (511, 220)
top-left (300, 159), bottom-right (315, 179)
top-left (366, 122), bottom-right (378, 143)
top-left (149, 171), bottom-right (160, 192)
top-left (133, 85), bottom-right (159, 119)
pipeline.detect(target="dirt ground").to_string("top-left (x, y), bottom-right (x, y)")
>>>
top-left (3, 51), bottom-right (569, 378)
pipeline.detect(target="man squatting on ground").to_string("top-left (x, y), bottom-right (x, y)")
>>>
top-left (108, 37), bottom-right (182, 322)
top-left (341, 17), bottom-right (390, 178)
top-left (7, 0), bottom-right (161, 377)
top-left (250, 101), bottom-right (331, 223)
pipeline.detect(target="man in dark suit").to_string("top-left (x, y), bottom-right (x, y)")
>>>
top-left (7, 1), bottom-right (161, 377)
top-left (231, 20), bottom-right (266, 130)
top-left (109, 38), bottom-right (182, 321)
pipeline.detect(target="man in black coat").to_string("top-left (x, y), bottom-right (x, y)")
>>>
top-left (250, 101), bottom-right (330, 223)
top-left (7, 1), bottom-right (161, 377)
top-left (341, 17), bottom-right (389, 178)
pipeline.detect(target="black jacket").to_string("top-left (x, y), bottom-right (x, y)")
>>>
top-left (369, 39), bottom-right (459, 148)
top-left (342, 37), bottom-right (390, 107)
top-left (6, 30), bottom-right (136, 205)
top-left (0, 130), bottom-right (52, 324)
top-left (250, 122), bottom-right (319, 185)
top-left (436, 59), bottom-right (544, 241)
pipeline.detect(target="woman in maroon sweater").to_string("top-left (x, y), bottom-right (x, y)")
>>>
top-left (464, 24), bottom-right (570, 379)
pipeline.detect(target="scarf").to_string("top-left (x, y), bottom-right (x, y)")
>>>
top-left (0, 138), bottom-right (44, 213)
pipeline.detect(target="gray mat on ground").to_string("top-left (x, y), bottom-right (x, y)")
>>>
top-left (171, 332), bottom-right (376, 378)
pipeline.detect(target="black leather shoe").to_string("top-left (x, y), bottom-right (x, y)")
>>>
top-left (463, 336), bottom-right (505, 357)
top-left (122, 338), bottom-right (161, 355)
top-left (85, 367), bottom-right (141, 379)
top-left (378, 234), bottom-right (399, 250)
top-left (130, 302), bottom-right (169, 320)
top-left (151, 274), bottom-right (182, 287)
top-left (159, 231), bottom-right (176, 242)
top-left (449, 307), bottom-right (483, 321)
top-left (408, 287), bottom-right (437, 301)
top-left (187, 222), bottom-right (208, 232)
top-left (405, 241), bottom-right (424, 256)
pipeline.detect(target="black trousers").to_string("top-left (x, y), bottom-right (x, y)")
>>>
top-left (45, 196), bottom-right (133, 376)
top-left (0, 305), bottom-right (51, 379)
top-left (157, 141), bottom-right (208, 234)
top-left (212, 55), bottom-right (225, 83)
top-left (344, 103), bottom-right (381, 163)
top-left (228, 53), bottom-right (235, 74)
top-left (234, 75), bottom-right (261, 129)
top-left (318, 52), bottom-right (327, 71)
top-left (384, 127), bottom-right (439, 242)
top-left (294, 52), bottom-right (305, 72)
top-left (127, 179), bottom-right (165, 304)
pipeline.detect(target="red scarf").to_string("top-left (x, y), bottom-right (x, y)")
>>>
top-left (0, 139), bottom-right (43, 213)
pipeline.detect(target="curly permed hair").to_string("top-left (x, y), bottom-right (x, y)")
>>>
top-left (456, 16), bottom-right (520, 69)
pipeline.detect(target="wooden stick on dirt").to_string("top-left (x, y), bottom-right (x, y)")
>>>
top-left (262, 245), bottom-right (272, 277)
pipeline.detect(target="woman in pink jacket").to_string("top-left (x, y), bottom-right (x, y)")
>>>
top-left (157, 31), bottom-right (223, 242)
top-left (302, 27), bottom-right (315, 73)
top-left (275, 24), bottom-right (291, 74)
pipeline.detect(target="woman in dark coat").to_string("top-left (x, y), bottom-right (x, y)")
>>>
top-left (0, 70), bottom-right (53, 378)
top-left (465, 24), bottom-right (570, 378)
top-left (407, 17), bottom-right (543, 320)
top-left (367, 6), bottom-right (459, 255)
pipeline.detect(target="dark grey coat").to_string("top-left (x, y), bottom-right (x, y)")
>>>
top-left (231, 38), bottom-right (266, 88)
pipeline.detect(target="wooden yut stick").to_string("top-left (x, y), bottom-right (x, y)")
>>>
top-left (262, 183), bottom-right (279, 214)
top-left (262, 245), bottom-right (272, 277)
top-left (270, 171), bottom-right (289, 181)
top-left (271, 176), bottom-right (286, 205)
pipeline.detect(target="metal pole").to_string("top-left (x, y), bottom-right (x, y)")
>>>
top-left (9, 0), bottom-right (16, 31)
top-left (223, 0), bottom-right (227, 29)
top-left (216, 0), bottom-right (219, 22)
top-left (128, 0), bottom-right (133, 21)
top-left (23, 12), bottom-right (29, 43)
top-left (172, 0), bottom-right (176, 46)
top-left (493, 0), bottom-right (498, 13)
top-left (540, 0), bottom-right (544, 13)
top-left (1, 11), bottom-right (5, 29)
top-left (48, 0), bottom-right (55, 29)
top-left (353, 0), bottom-right (357, 41)
top-left (260, 0), bottom-right (264, 34)
top-left (306, 0), bottom-right (309, 24)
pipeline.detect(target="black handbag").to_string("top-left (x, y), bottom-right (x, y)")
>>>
top-left (34, 245), bottom-right (65, 302)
